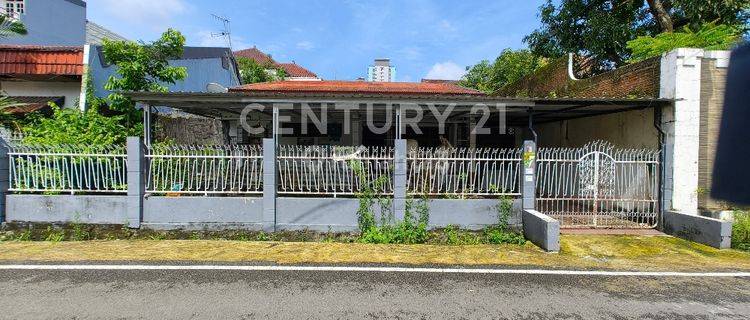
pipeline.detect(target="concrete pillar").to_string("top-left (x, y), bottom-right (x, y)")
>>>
top-left (660, 48), bottom-right (704, 215)
top-left (469, 115), bottom-right (477, 149)
top-left (393, 139), bottom-right (407, 221)
top-left (0, 136), bottom-right (9, 222)
top-left (351, 112), bottom-right (361, 146)
top-left (262, 138), bottom-right (276, 232)
top-left (521, 140), bottom-right (537, 210)
top-left (126, 137), bottom-right (145, 228)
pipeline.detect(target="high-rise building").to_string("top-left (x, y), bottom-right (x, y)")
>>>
top-left (367, 58), bottom-right (396, 82)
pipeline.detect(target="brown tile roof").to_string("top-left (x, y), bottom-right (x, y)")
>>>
top-left (0, 45), bottom-right (84, 76)
top-left (3, 96), bottom-right (64, 115)
top-left (230, 80), bottom-right (484, 95)
top-left (276, 62), bottom-right (318, 78)
top-left (233, 47), bottom-right (276, 66)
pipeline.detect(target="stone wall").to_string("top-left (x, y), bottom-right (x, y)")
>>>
top-left (154, 114), bottom-right (226, 145)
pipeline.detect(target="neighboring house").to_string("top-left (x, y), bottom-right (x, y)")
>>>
top-left (0, 0), bottom-right (240, 114)
top-left (234, 46), bottom-right (320, 81)
top-left (367, 58), bottom-right (395, 82)
top-left (0, 45), bottom-right (84, 109)
top-left (0, 0), bottom-right (86, 46)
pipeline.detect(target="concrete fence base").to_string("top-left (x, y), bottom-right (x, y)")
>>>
top-left (522, 209), bottom-right (560, 252)
top-left (4, 195), bottom-right (522, 233)
top-left (661, 210), bottom-right (732, 249)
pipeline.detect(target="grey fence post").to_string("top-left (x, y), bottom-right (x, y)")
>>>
top-left (521, 140), bottom-right (537, 210)
top-left (126, 136), bottom-right (145, 228)
top-left (393, 139), bottom-right (407, 221)
top-left (262, 138), bottom-right (276, 232)
top-left (0, 136), bottom-right (8, 223)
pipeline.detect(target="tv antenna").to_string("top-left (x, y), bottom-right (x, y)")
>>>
top-left (211, 14), bottom-right (233, 50)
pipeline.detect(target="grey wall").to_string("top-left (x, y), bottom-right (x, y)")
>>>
top-left (0, 0), bottom-right (86, 46)
top-left (5, 195), bottom-right (520, 233)
top-left (662, 210), bottom-right (732, 249)
top-left (6, 195), bottom-right (127, 224)
top-left (277, 197), bottom-right (521, 232)
top-left (143, 196), bottom-right (263, 230)
top-left (522, 209), bottom-right (560, 252)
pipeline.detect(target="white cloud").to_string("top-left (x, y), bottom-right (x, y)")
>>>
top-left (98, 0), bottom-right (189, 24)
top-left (424, 61), bottom-right (466, 80)
top-left (296, 41), bottom-right (315, 50)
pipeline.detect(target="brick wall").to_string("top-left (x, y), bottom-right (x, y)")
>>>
top-left (499, 56), bottom-right (661, 99)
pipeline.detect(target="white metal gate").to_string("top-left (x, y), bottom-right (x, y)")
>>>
top-left (536, 141), bottom-right (660, 228)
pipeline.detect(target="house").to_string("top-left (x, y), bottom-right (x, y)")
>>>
top-left (234, 46), bottom-right (320, 81)
top-left (0, 0), bottom-right (241, 115)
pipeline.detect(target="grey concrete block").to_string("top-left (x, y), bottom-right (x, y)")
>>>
top-left (6, 195), bottom-right (128, 224)
top-left (143, 196), bottom-right (263, 225)
top-left (522, 209), bottom-right (560, 252)
top-left (662, 211), bottom-right (732, 249)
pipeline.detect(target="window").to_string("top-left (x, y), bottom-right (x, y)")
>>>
top-left (3, 0), bottom-right (23, 16)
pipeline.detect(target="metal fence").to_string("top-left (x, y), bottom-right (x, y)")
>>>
top-left (407, 147), bottom-right (522, 196)
top-left (277, 145), bottom-right (394, 195)
top-left (8, 144), bottom-right (128, 194)
top-left (146, 145), bottom-right (263, 195)
top-left (536, 141), bottom-right (660, 228)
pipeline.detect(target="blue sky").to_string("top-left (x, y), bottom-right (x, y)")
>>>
top-left (87, 0), bottom-right (544, 82)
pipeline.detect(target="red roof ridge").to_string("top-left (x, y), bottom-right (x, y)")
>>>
top-left (230, 80), bottom-right (484, 96)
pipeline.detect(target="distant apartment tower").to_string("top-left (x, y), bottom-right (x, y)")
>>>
top-left (367, 58), bottom-right (396, 82)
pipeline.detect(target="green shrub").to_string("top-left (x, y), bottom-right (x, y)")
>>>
top-left (733, 210), bottom-right (750, 251)
top-left (627, 23), bottom-right (742, 63)
top-left (483, 227), bottom-right (526, 245)
top-left (43, 226), bottom-right (65, 242)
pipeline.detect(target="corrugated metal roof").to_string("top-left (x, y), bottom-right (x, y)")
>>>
top-left (230, 80), bottom-right (484, 95)
top-left (3, 96), bottom-right (63, 115)
top-left (0, 45), bottom-right (83, 76)
top-left (85, 20), bottom-right (127, 45)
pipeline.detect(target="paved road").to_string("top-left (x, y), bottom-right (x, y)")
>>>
top-left (1, 264), bottom-right (749, 319)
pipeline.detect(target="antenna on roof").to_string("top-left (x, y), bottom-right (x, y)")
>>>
top-left (210, 14), bottom-right (233, 50)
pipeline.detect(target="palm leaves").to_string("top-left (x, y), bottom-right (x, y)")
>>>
top-left (0, 14), bottom-right (26, 38)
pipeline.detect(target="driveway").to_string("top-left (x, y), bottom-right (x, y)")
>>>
top-left (1, 264), bottom-right (748, 319)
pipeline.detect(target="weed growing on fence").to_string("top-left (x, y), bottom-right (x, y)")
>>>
top-left (733, 210), bottom-right (750, 251)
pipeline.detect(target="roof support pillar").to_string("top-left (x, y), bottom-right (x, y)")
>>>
top-left (139, 103), bottom-right (152, 147)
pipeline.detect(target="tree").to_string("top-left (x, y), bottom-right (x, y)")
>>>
top-left (524, 0), bottom-right (749, 72)
top-left (460, 49), bottom-right (547, 93)
top-left (237, 57), bottom-right (286, 84)
top-left (0, 15), bottom-right (27, 38)
top-left (102, 28), bottom-right (188, 129)
top-left (627, 23), bottom-right (743, 62)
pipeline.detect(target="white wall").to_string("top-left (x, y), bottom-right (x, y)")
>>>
top-left (0, 81), bottom-right (82, 108)
top-left (660, 48), bottom-right (705, 215)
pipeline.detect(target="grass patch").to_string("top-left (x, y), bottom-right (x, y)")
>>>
top-left (732, 210), bottom-right (750, 251)
top-left (0, 235), bottom-right (748, 272)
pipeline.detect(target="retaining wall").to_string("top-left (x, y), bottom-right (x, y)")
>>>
top-left (5, 195), bottom-right (521, 232)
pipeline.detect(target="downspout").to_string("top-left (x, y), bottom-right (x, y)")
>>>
top-left (528, 107), bottom-right (538, 143)
top-left (653, 105), bottom-right (666, 229)
top-left (568, 53), bottom-right (579, 81)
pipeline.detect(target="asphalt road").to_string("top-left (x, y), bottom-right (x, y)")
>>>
top-left (1, 265), bottom-right (749, 319)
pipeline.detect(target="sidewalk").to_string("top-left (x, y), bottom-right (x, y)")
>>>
top-left (0, 235), bottom-right (748, 272)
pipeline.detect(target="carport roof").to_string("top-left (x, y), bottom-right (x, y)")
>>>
top-left (124, 91), bottom-right (672, 124)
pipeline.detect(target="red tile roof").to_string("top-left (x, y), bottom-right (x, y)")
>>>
top-left (234, 47), bottom-right (276, 65)
top-left (230, 80), bottom-right (484, 95)
top-left (276, 62), bottom-right (318, 78)
top-left (0, 45), bottom-right (84, 76)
